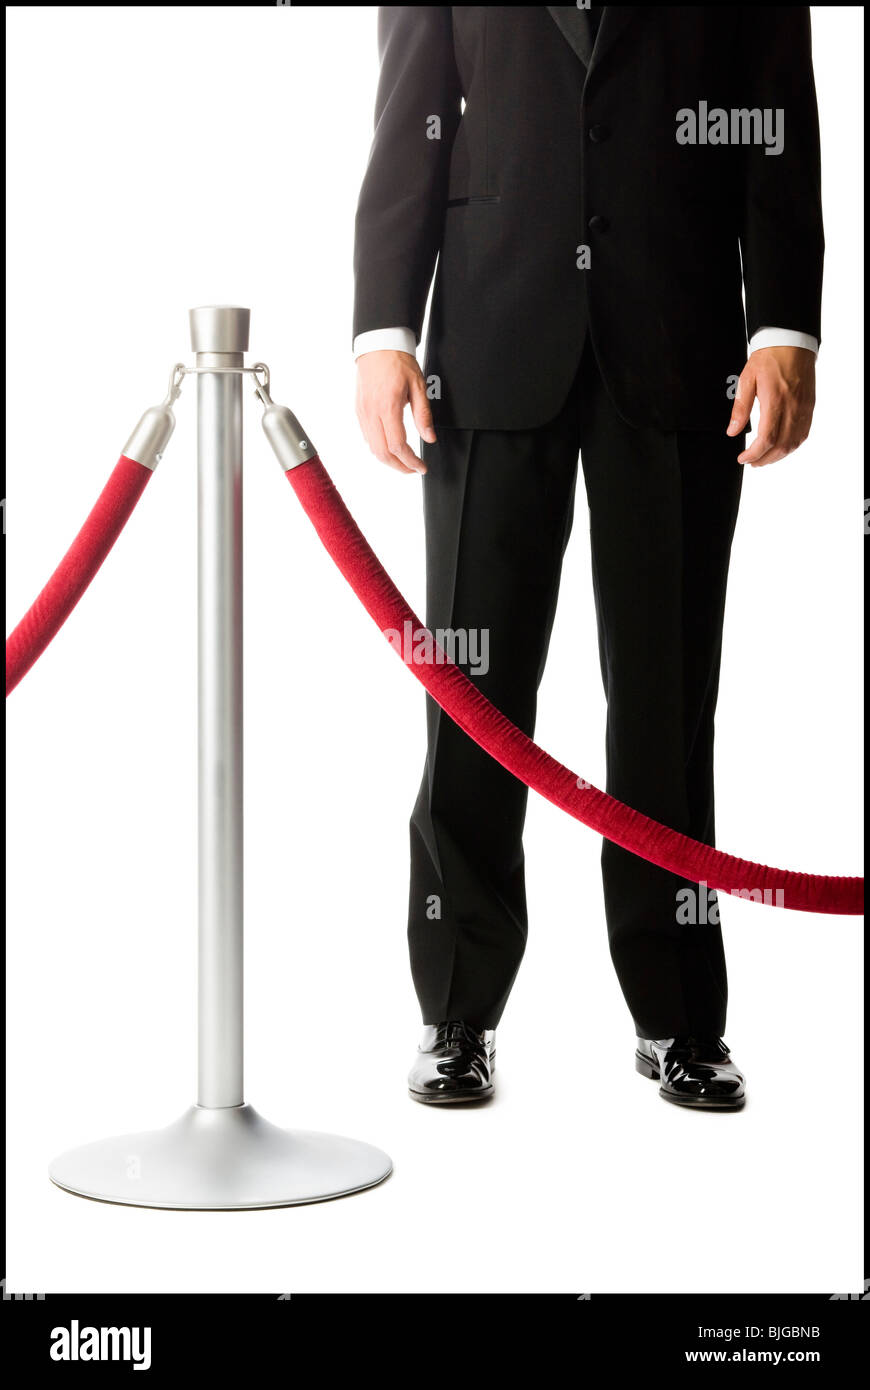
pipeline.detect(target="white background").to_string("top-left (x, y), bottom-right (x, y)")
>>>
top-left (5, 5), bottom-right (863, 1294)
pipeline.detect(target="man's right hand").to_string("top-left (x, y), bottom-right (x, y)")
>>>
top-left (355, 350), bottom-right (436, 475)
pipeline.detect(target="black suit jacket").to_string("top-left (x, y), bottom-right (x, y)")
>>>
top-left (353, 6), bottom-right (824, 432)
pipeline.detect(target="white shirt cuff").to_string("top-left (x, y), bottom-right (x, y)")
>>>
top-left (353, 327), bottom-right (417, 359)
top-left (749, 327), bottom-right (819, 356)
top-left (356, 327), bottom-right (818, 361)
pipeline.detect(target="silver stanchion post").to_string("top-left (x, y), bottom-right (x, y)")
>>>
top-left (193, 304), bottom-right (246, 1112)
top-left (49, 307), bottom-right (392, 1209)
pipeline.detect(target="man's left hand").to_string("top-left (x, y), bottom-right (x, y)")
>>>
top-left (727, 346), bottom-right (816, 466)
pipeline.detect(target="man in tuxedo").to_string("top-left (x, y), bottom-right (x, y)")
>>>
top-left (352, 7), bottom-right (823, 1109)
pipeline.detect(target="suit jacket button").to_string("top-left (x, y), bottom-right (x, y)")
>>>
top-left (588, 214), bottom-right (609, 232)
top-left (588, 123), bottom-right (610, 142)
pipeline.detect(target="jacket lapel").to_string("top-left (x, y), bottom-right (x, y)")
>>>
top-left (547, 7), bottom-right (637, 77)
top-left (591, 7), bottom-right (636, 71)
top-left (547, 6), bottom-right (595, 70)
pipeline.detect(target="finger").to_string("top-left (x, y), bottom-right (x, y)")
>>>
top-left (409, 376), bottom-right (437, 445)
top-left (727, 368), bottom-right (755, 435)
top-left (389, 436), bottom-right (427, 473)
top-left (383, 403), bottom-right (426, 474)
top-left (366, 413), bottom-right (416, 474)
top-left (776, 415), bottom-right (813, 454)
top-left (738, 405), bottom-right (783, 465)
top-left (747, 445), bottom-right (789, 468)
top-left (750, 412), bottom-right (807, 465)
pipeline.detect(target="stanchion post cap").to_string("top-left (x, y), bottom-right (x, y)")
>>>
top-left (189, 305), bottom-right (250, 355)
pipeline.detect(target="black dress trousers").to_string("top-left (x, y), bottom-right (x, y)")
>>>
top-left (408, 342), bottom-right (744, 1039)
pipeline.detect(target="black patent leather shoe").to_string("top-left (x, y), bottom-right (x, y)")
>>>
top-left (408, 1020), bottom-right (496, 1104)
top-left (636, 1037), bottom-right (746, 1110)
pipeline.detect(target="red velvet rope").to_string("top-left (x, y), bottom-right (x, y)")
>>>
top-left (285, 456), bottom-right (863, 917)
top-left (5, 456), bottom-right (153, 696)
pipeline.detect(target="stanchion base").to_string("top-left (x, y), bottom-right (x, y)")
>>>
top-left (49, 1104), bottom-right (393, 1210)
